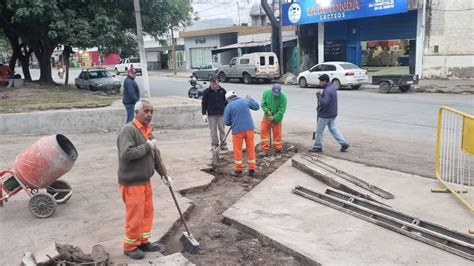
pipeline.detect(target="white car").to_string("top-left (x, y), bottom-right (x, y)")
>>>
top-left (297, 62), bottom-right (368, 89)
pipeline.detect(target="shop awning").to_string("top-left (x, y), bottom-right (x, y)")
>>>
top-left (211, 36), bottom-right (296, 54)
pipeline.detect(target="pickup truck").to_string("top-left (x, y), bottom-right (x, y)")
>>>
top-left (217, 52), bottom-right (280, 84)
top-left (115, 58), bottom-right (142, 75)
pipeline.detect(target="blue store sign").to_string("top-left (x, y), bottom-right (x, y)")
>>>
top-left (282, 0), bottom-right (408, 26)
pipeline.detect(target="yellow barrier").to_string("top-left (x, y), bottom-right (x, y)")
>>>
top-left (434, 106), bottom-right (473, 233)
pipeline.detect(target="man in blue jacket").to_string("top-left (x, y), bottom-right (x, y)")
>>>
top-left (224, 91), bottom-right (260, 177)
top-left (123, 69), bottom-right (140, 123)
top-left (309, 74), bottom-right (350, 153)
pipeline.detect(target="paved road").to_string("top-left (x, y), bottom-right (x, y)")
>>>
top-left (22, 69), bottom-right (474, 177)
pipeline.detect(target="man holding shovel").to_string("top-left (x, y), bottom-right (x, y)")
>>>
top-left (117, 100), bottom-right (162, 260)
top-left (259, 84), bottom-right (287, 159)
top-left (224, 91), bottom-right (260, 177)
top-left (201, 74), bottom-right (228, 151)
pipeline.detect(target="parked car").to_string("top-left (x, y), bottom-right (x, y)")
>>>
top-left (192, 64), bottom-right (218, 80)
top-left (297, 62), bottom-right (368, 89)
top-left (75, 68), bottom-right (121, 93)
top-left (217, 52), bottom-right (280, 84)
top-left (115, 58), bottom-right (142, 75)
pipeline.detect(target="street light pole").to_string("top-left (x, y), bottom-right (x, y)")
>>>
top-left (279, 0), bottom-right (284, 75)
top-left (171, 27), bottom-right (177, 76)
top-left (134, 0), bottom-right (151, 98)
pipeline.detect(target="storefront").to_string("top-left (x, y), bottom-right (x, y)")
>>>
top-left (283, 0), bottom-right (421, 75)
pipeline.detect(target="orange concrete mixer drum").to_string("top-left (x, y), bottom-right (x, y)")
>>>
top-left (12, 134), bottom-right (78, 189)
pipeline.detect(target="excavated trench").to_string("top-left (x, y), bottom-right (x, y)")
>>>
top-left (159, 144), bottom-right (303, 265)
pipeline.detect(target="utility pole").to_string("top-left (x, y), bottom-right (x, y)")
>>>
top-left (279, 0), bottom-right (284, 75)
top-left (171, 27), bottom-right (177, 76)
top-left (134, 0), bottom-right (151, 98)
top-left (237, 1), bottom-right (241, 25)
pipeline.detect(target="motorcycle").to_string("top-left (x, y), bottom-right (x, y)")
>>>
top-left (188, 76), bottom-right (205, 99)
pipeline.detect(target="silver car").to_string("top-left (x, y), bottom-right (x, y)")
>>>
top-left (75, 69), bottom-right (121, 93)
top-left (192, 64), bottom-right (218, 80)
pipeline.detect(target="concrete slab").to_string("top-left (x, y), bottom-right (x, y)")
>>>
top-left (223, 154), bottom-right (473, 265)
top-left (0, 128), bottom-right (215, 264)
top-left (0, 96), bottom-right (205, 135)
top-left (144, 252), bottom-right (195, 265)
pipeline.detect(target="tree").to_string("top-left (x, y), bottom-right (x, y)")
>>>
top-left (0, 0), bottom-right (193, 84)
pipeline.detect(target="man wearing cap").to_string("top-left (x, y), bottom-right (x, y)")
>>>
top-left (201, 75), bottom-right (228, 151)
top-left (259, 84), bottom-right (287, 158)
top-left (309, 74), bottom-right (350, 153)
top-left (224, 91), bottom-right (260, 177)
top-left (123, 68), bottom-right (140, 123)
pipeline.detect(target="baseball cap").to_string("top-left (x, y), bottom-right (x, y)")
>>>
top-left (209, 74), bottom-right (218, 82)
top-left (225, 91), bottom-right (237, 99)
top-left (272, 84), bottom-right (281, 96)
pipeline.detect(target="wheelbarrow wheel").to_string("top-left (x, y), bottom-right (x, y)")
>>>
top-left (29, 192), bottom-right (57, 218)
top-left (46, 180), bottom-right (72, 204)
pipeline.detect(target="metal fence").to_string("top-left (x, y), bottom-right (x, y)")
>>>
top-left (434, 106), bottom-right (474, 233)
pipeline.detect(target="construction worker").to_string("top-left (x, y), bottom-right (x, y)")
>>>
top-left (224, 91), bottom-right (260, 177)
top-left (117, 100), bottom-right (161, 260)
top-left (259, 84), bottom-right (287, 158)
top-left (201, 74), bottom-right (228, 151)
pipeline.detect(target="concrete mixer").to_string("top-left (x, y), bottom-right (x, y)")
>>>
top-left (0, 134), bottom-right (78, 218)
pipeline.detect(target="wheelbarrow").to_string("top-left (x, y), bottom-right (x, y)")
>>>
top-left (0, 134), bottom-right (78, 218)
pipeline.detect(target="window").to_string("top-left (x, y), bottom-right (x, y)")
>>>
top-left (269, 56), bottom-right (274, 65)
top-left (88, 71), bottom-right (111, 79)
top-left (200, 64), bottom-right (206, 70)
top-left (311, 65), bottom-right (324, 72)
top-left (340, 63), bottom-right (359, 70)
top-left (260, 56), bottom-right (266, 66)
top-left (240, 59), bottom-right (250, 65)
top-left (79, 72), bottom-right (85, 79)
top-left (129, 58), bottom-right (140, 63)
top-left (230, 58), bottom-right (236, 66)
top-left (323, 64), bottom-right (337, 71)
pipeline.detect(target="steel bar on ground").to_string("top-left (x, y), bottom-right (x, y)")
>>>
top-left (292, 185), bottom-right (474, 261)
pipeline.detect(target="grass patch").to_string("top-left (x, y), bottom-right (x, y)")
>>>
top-left (0, 84), bottom-right (119, 113)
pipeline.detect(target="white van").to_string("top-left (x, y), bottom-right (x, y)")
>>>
top-left (217, 52), bottom-right (280, 84)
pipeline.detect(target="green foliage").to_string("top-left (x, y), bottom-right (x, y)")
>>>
top-left (0, 31), bottom-right (11, 55)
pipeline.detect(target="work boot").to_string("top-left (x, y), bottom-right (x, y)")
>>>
top-left (340, 144), bottom-right (350, 152)
top-left (231, 171), bottom-right (243, 177)
top-left (258, 151), bottom-right (269, 158)
top-left (275, 150), bottom-right (282, 159)
top-left (138, 241), bottom-right (161, 252)
top-left (308, 147), bottom-right (322, 153)
top-left (124, 248), bottom-right (145, 260)
top-left (249, 170), bottom-right (256, 177)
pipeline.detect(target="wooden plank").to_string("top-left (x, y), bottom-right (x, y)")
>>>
top-left (302, 155), bottom-right (395, 199)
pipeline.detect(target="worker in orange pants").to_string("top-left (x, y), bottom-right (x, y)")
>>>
top-left (260, 84), bottom-right (287, 158)
top-left (117, 100), bottom-right (162, 260)
top-left (224, 91), bottom-right (260, 177)
top-left (232, 130), bottom-right (256, 173)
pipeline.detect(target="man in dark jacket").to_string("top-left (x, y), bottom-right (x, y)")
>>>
top-left (309, 74), bottom-right (350, 153)
top-left (201, 75), bottom-right (228, 150)
top-left (123, 69), bottom-right (140, 123)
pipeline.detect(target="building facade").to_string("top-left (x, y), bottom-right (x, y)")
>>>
top-left (282, 0), bottom-right (473, 79)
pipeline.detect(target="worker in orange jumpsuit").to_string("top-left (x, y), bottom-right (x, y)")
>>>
top-left (224, 91), bottom-right (260, 177)
top-left (117, 100), bottom-right (161, 260)
top-left (259, 84), bottom-right (287, 158)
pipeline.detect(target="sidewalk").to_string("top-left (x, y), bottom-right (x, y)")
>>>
top-left (0, 128), bottom-right (214, 264)
top-left (417, 79), bottom-right (474, 94)
top-left (149, 69), bottom-right (193, 79)
top-left (224, 154), bottom-right (473, 264)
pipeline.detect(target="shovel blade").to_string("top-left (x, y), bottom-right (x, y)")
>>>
top-left (212, 149), bottom-right (219, 167)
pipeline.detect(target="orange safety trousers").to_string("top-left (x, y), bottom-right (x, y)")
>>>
top-left (120, 183), bottom-right (154, 251)
top-left (260, 117), bottom-right (283, 152)
top-left (232, 130), bottom-right (256, 172)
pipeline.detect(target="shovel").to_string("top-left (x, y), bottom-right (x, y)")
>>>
top-left (211, 127), bottom-right (232, 170)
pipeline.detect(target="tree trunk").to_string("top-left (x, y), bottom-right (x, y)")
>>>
top-left (19, 53), bottom-right (32, 81)
top-left (34, 43), bottom-right (55, 84)
top-left (9, 52), bottom-right (18, 73)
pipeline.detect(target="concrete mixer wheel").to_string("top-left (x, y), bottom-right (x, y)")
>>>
top-left (47, 180), bottom-right (72, 204)
top-left (29, 192), bottom-right (57, 218)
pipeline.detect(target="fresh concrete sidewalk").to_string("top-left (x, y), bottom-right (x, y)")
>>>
top-left (0, 128), bottom-right (214, 264)
top-left (224, 154), bottom-right (473, 265)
